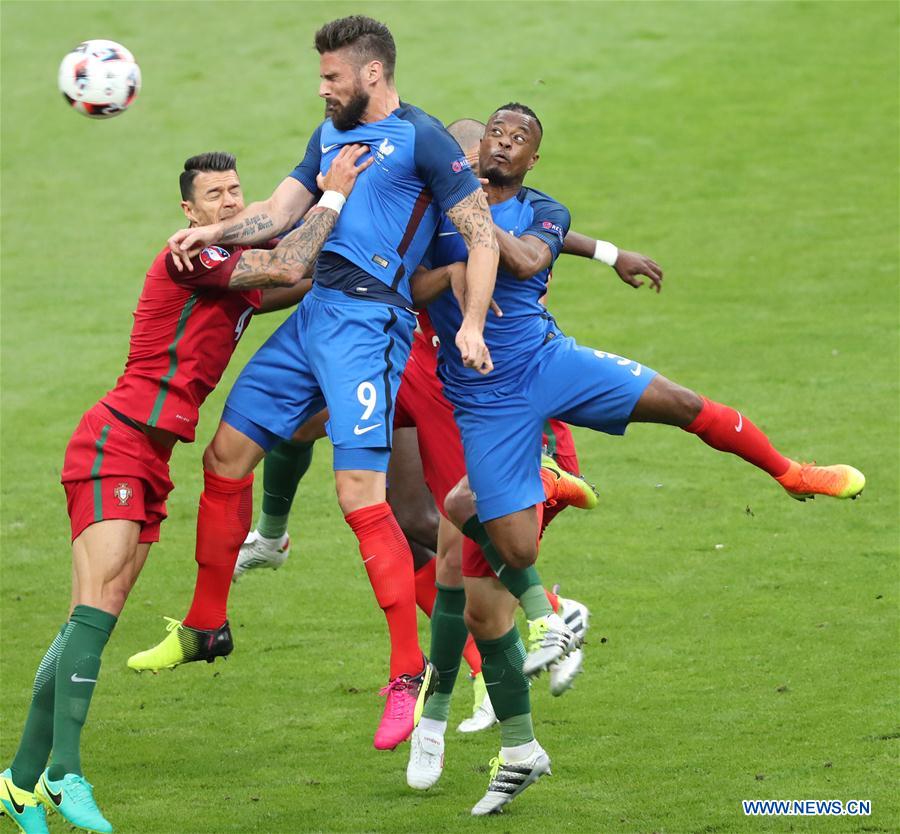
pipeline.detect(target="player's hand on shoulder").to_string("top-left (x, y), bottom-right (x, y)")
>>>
top-left (614, 249), bottom-right (663, 293)
top-left (318, 144), bottom-right (373, 198)
top-left (167, 225), bottom-right (221, 273)
top-left (456, 321), bottom-right (493, 376)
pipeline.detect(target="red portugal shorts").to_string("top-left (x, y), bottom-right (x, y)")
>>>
top-left (392, 346), bottom-right (493, 578)
top-left (394, 347), bottom-right (465, 517)
top-left (61, 402), bottom-right (174, 543)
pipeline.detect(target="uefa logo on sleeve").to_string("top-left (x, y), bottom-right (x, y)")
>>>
top-left (199, 245), bottom-right (230, 269)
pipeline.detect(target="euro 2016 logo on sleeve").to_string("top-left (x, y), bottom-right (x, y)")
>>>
top-left (199, 245), bottom-right (230, 269)
top-left (113, 482), bottom-right (133, 506)
top-left (542, 220), bottom-right (565, 243)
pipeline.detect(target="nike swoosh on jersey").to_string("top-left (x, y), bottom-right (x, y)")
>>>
top-left (321, 143), bottom-right (339, 153)
top-left (437, 231), bottom-right (459, 237)
top-left (353, 423), bottom-right (383, 436)
top-left (4, 782), bottom-right (25, 815)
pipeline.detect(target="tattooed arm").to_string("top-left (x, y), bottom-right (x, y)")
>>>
top-left (445, 188), bottom-right (498, 375)
top-left (228, 207), bottom-right (338, 289)
top-left (167, 177), bottom-right (317, 272)
top-left (166, 146), bottom-right (372, 301)
top-left (228, 145), bottom-right (372, 290)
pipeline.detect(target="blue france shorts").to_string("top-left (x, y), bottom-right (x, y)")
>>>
top-left (223, 284), bottom-right (415, 472)
top-left (447, 335), bottom-right (657, 522)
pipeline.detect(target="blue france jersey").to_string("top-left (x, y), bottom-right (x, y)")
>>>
top-left (290, 103), bottom-right (480, 305)
top-left (427, 186), bottom-right (570, 391)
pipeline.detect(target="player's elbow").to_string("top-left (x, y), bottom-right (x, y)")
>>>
top-left (507, 254), bottom-right (541, 280)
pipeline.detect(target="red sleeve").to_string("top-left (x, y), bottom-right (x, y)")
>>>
top-left (165, 245), bottom-right (242, 290)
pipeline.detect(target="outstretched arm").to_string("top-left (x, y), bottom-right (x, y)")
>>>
top-left (167, 146), bottom-right (371, 293)
top-left (445, 189), bottom-right (498, 375)
top-left (563, 230), bottom-right (663, 292)
top-left (168, 178), bottom-right (317, 273)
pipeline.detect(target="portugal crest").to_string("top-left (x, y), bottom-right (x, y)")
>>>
top-left (113, 482), bottom-right (133, 506)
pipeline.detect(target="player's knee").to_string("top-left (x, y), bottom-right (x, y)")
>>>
top-left (673, 385), bottom-right (704, 424)
top-left (644, 376), bottom-right (704, 426)
top-left (500, 543), bottom-right (537, 570)
top-left (444, 482), bottom-right (475, 528)
top-left (202, 435), bottom-right (242, 476)
top-left (335, 471), bottom-right (384, 515)
top-left (463, 602), bottom-right (491, 638)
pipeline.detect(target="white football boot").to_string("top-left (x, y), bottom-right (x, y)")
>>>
top-left (406, 723), bottom-right (445, 790)
top-left (456, 673), bottom-right (498, 733)
top-left (471, 741), bottom-right (552, 816)
top-left (549, 595), bottom-right (591, 695)
top-left (232, 529), bottom-right (290, 581)
top-left (523, 612), bottom-right (581, 677)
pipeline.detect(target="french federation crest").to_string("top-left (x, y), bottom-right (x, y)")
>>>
top-left (113, 482), bottom-right (133, 506)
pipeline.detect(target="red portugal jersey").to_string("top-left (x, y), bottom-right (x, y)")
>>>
top-left (102, 244), bottom-right (261, 442)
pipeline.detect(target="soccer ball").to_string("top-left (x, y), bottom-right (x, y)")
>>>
top-left (58, 39), bottom-right (141, 119)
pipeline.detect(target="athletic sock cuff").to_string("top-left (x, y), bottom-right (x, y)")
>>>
top-left (461, 515), bottom-right (486, 545)
top-left (344, 501), bottom-right (393, 530)
top-left (683, 396), bottom-right (714, 434)
top-left (203, 468), bottom-right (254, 494)
top-left (474, 626), bottom-right (520, 655)
top-left (434, 583), bottom-right (465, 594)
top-left (69, 605), bottom-right (118, 635)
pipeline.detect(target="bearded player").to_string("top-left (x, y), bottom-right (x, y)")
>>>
top-left (0, 147), bottom-right (369, 834)
top-left (145, 16), bottom-right (498, 752)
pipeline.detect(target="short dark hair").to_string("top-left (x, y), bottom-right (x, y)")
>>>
top-left (493, 102), bottom-right (543, 138)
top-left (180, 152), bottom-right (237, 201)
top-left (447, 118), bottom-right (485, 151)
top-left (314, 16), bottom-right (396, 79)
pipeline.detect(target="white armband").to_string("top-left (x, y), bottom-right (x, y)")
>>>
top-left (592, 239), bottom-right (619, 267)
top-left (317, 190), bottom-right (346, 214)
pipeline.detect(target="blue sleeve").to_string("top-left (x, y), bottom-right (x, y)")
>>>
top-left (288, 122), bottom-right (324, 195)
top-left (413, 118), bottom-right (481, 213)
top-left (521, 194), bottom-right (571, 263)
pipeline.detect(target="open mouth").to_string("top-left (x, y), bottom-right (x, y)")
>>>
top-left (491, 151), bottom-right (510, 164)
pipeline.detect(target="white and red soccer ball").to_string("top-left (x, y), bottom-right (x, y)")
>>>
top-left (58, 39), bottom-right (141, 119)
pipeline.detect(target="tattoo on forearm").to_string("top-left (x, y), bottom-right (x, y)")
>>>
top-left (220, 214), bottom-right (275, 244)
top-left (229, 208), bottom-right (337, 289)
top-left (446, 190), bottom-right (499, 253)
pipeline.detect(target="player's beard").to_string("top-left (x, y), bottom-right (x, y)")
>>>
top-left (329, 87), bottom-right (369, 131)
top-left (482, 163), bottom-right (518, 187)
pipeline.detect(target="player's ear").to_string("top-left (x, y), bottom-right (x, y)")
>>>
top-left (364, 59), bottom-right (381, 85)
top-left (181, 200), bottom-right (197, 226)
top-left (527, 151), bottom-right (540, 172)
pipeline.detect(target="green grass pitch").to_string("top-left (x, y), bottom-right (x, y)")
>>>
top-left (1, 2), bottom-right (897, 832)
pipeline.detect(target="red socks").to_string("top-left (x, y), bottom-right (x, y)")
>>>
top-left (183, 469), bottom-right (253, 630)
top-left (413, 559), bottom-right (437, 617)
top-left (684, 397), bottom-right (792, 478)
top-left (545, 588), bottom-right (560, 613)
top-left (345, 502), bottom-right (422, 680)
